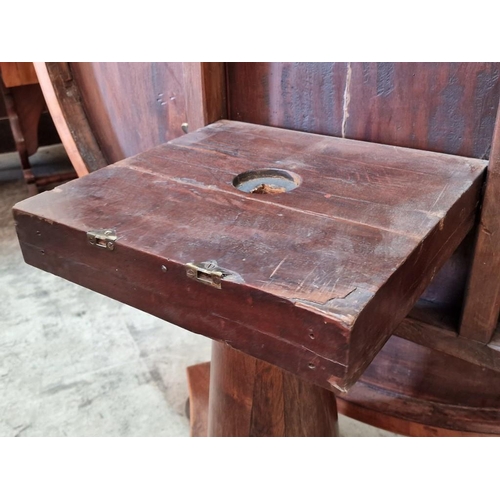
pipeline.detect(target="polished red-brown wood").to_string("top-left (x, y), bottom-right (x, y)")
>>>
top-left (228, 63), bottom-right (499, 158)
top-left (188, 326), bottom-right (500, 437)
top-left (227, 63), bottom-right (500, 322)
top-left (208, 341), bottom-right (338, 437)
top-left (399, 307), bottom-right (500, 373)
top-left (337, 334), bottom-right (500, 436)
top-left (36, 62), bottom-right (227, 175)
top-left (13, 120), bottom-right (486, 391)
top-left (15, 62), bottom-right (500, 436)
top-left (34, 62), bottom-right (107, 177)
top-left (186, 362), bottom-right (210, 437)
top-left (460, 108), bottom-right (500, 343)
top-left (182, 62), bottom-right (227, 133)
top-left (71, 62), bottom-right (190, 164)
top-left (0, 62), bottom-right (38, 88)
top-left (0, 79), bottom-right (42, 194)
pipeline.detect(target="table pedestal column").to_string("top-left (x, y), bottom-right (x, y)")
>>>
top-left (207, 341), bottom-right (339, 437)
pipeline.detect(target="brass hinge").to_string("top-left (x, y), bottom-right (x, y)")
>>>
top-left (87, 229), bottom-right (117, 251)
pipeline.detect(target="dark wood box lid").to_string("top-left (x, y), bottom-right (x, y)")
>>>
top-left (13, 120), bottom-right (487, 391)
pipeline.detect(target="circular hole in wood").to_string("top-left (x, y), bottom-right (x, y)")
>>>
top-left (232, 169), bottom-right (301, 194)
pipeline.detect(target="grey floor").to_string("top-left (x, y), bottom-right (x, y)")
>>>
top-left (0, 145), bottom-right (396, 437)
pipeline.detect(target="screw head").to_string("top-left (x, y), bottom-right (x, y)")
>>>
top-left (181, 123), bottom-right (189, 134)
top-left (161, 265), bottom-right (167, 272)
top-left (187, 269), bottom-right (196, 278)
top-left (107, 242), bottom-right (114, 250)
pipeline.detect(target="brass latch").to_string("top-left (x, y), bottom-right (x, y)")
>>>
top-left (87, 229), bottom-right (117, 251)
top-left (185, 260), bottom-right (225, 289)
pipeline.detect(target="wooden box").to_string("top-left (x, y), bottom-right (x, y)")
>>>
top-left (13, 120), bottom-right (487, 391)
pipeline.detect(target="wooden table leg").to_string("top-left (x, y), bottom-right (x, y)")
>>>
top-left (0, 73), bottom-right (77, 196)
top-left (0, 80), bottom-right (40, 195)
top-left (207, 341), bottom-right (339, 437)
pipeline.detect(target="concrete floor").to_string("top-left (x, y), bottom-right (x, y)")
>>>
top-left (0, 145), bottom-right (396, 437)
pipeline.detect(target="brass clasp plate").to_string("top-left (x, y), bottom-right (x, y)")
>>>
top-left (87, 229), bottom-right (117, 251)
top-left (185, 260), bottom-right (225, 289)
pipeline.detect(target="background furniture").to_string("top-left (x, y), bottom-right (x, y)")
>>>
top-left (0, 62), bottom-right (75, 194)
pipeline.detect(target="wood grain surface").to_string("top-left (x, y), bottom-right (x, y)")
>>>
top-left (460, 107), bottom-right (500, 342)
top-left (71, 62), bottom-right (190, 163)
top-left (227, 63), bottom-right (500, 323)
top-left (182, 62), bottom-right (227, 132)
top-left (208, 341), bottom-right (338, 437)
top-left (34, 62), bottom-right (107, 177)
top-left (13, 120), bottom-right (486, 390)
top-left (228, 63), bottom-right (500, 159)
top-left (398, 308), bottom-right (500, 373)
top-left (0, 62), bottom-right (38, 88)
top-left (337, 334), bottom-right (500, 435)
top-left (186, 328), bottom-right (500, 436)
top-left (186, 362), bottom-right (210, 437)
top-left (34, 62), bottom-right (226, 174)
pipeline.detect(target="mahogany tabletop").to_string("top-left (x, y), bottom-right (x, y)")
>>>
top-left (13, 120), bottom-right (487, 391)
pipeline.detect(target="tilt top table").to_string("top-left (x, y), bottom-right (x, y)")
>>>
top-left (13, 120), bottom-right (486, 435)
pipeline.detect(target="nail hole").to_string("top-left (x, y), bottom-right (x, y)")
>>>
top-left (308, 362), bottom-right (316, 369)
top-left (232, 169), bottom-right (301, 194)
top-left (309, 333), bottom-right (315, 339)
